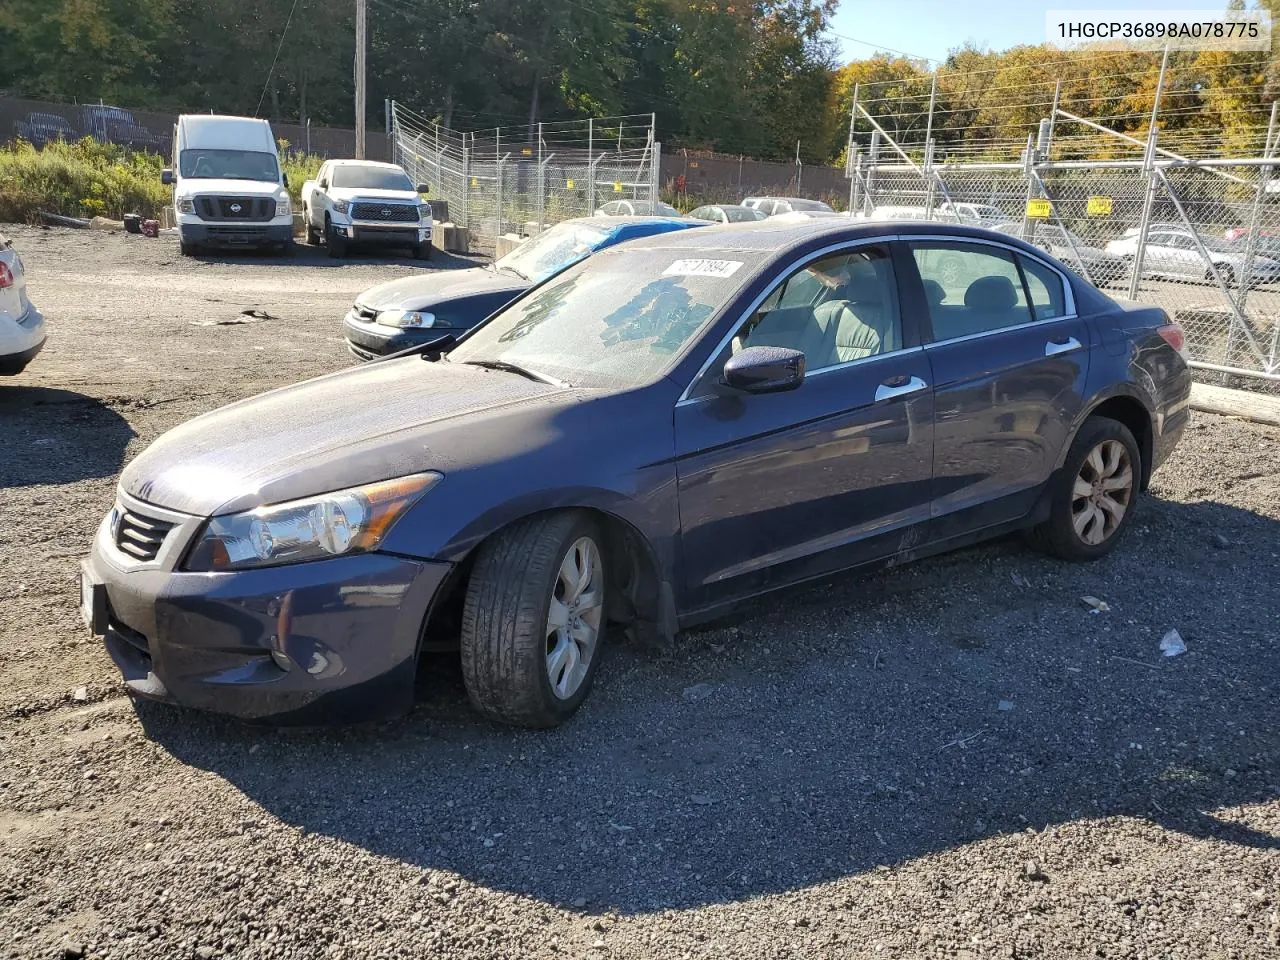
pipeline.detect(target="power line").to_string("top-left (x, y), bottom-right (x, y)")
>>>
top-left (254, 0), bottom-right (303, 118)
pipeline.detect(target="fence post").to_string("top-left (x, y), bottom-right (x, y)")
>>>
top-left (1019, 134), bottom-right (1036, 242)
top-left (462, 134), bottom-right (471, 238)
top-left (1235, 100), bottom-right (1278, 314)
top-left (1128, 46), bottom-right (1169, 301)
top-left (588, 155), bottom-right (599, 216)
top-left (651, 139), bottom-right (661, 205)
top-left (852, 153), bottom-right (863, 214)
top-left (496, 152), bottom-right (506, 238)
top-left (923, 140), bottom-right (936, 219)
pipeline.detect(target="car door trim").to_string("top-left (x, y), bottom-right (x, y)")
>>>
top-left (676, 235), bottom-right (904, 405)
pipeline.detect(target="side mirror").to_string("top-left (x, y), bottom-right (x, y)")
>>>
top-left (417, 183), bottom-right (430, 194)
top-left (281, 172), bottom-right (289, 187)
top-left (160, 169), bottom-right (174, 185)
top-left (721, 346), bottom-right (805, 394)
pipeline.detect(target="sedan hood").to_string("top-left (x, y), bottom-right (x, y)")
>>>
top-left (121, 360), bottom-right (567, 516)
top-left (355, 266), bottom-right (527, 312)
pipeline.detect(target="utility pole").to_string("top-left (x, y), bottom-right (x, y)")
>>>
top-left (354, 0), bottom-right (367, 159)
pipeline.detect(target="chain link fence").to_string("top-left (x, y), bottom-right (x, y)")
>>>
top-left (391, 104), bottom-right (660, 254)
top-left (851, 131), bottom-right (1280, 382)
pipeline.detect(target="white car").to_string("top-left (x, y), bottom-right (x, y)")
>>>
top-left (0, 234), bottom-right (45, 376)
top-left (301, 160), bottom-right (433, 259)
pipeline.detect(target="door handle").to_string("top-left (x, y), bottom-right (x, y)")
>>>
top-left (1045, 336), bottom-right (1082, 357)
top-left (874, 375), bottom-right (928, 402)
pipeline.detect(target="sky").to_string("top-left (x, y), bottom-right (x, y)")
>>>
top-left (828, 0), bottom-right (1243, 64)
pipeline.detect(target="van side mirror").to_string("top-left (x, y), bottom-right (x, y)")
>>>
top-left (417, 183), bottom-right (430, 194)
top-left (721, 346), bottom-right (806, 394)
top-left (161, 169), bottom-right (174, 185)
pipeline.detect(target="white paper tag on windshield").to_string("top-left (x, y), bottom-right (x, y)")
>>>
top-left (662, 258), bottom-right (743, 278)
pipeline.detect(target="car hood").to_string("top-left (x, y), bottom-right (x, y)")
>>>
top-left (120, 359), bottom-right (569, 517)
top-left (330, 187), bottom-right (422, 204)
top-left (178, 178), bottom-right (284, 197)
top-left (354, 267), bottom-right (527, 311)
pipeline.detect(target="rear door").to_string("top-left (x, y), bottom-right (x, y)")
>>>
top-left (903, 237), bottom-right (1092, 538)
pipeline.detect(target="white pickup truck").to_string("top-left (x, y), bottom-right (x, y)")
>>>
top-left (301, 160), bottom-right (433, 259)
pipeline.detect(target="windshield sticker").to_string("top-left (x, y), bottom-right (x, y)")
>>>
top-left (662, 259), bottom-right (743, 278)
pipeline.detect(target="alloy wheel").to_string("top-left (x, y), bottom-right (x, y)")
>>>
top-left (1071, 440), bottom-right (1134, 545)
top-left (545, 536), bottom-right (604, 700)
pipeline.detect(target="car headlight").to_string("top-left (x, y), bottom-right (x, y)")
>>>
top-left (333, 199), bottom-right (350, 214)
top-left (177, 197), bottom-right (195, 214)
top-left (276, 197), bottom-right (292, 217)
top-left (375, 309), bottom-right (443, 329)
top-left (418, 203), bottom-right (433, 221)
top-left (183, 473), bottom-right (441, 572)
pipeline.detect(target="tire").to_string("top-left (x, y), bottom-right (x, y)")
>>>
top-left (1025, 417), bottom-right (1142, 561)
top-left (460, 511), bottom-right (608, 728)
top-left (1217, 265), bottom-right (1235, 287)
top-left (179, 241), bottom-right (199, 257)
top-left (304, 209), bottom-right (320, 245)
top-left (414, 242), bottom-right (432, 261)
top-left (325, 216), bottom-right (347, 259)
top-left (938, 254), bottom-right (964, 286)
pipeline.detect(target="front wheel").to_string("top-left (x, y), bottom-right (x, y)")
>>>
top-left (1026, 417), bottom-right (1141, 561)
top-left (326, 216), bottom-right (347, 259)
top-left (460, 512), bottom-right (607, 728)
top-left (179, 240), bottom-right (199, 257)
top-left (414, 242), bottom-right (432, 261)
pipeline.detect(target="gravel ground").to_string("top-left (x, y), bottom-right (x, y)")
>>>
top-left (1, 224), bottom-right (1278, 960)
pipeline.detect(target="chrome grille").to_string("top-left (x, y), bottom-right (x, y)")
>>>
top-left (195, 196), bottom-right (274, 222)
top-left (351, 202), bottom-right (418, 223)
top-left (114, 509), bottom-right (175, 561)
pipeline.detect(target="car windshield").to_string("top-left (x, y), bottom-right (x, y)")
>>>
top-left (449, 247), bottom-right (766, 388)
top-left (495, 222), bottom-right (613, 283)
top-left (331, 166), bottom-right (414, 190)
top-left (787, 199), bottom-right (834, 212)
top-left (723, 206), bottom-right (766, 222)
top-left (180, 149), bottom-right (280, 182)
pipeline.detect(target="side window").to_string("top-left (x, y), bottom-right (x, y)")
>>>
top-left (1019, 255), bottom-right (1068, 319)
top-left (694, 246), bottom-right (900, 397)
top-left (910, 242), bottom-right (1034, 340)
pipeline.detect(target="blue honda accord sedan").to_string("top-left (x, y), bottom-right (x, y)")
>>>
top-left (80, 219), bottom-right (1191, 727)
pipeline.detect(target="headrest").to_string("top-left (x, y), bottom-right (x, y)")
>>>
top-left (921, 278), bottom-right (946, 305)
top-left (843, 258), bottom-right (885, 303)
top-left (964, 275), bottom-right (1018, 311)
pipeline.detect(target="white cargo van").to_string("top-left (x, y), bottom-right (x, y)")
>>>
top-left (162, 115), bottom-right (294, 256)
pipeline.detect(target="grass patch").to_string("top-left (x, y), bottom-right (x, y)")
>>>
top-left (0, 138), bottom-right (324, 223)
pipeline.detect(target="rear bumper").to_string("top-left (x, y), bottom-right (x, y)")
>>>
top-left (0, 338), bottom-right (45, 375)
top-left (84, 518), bottom-right (454, 724)
top-left (0, 305), bottom-right (46, 375)
top-left (180, 223), bottom-right (293, 248)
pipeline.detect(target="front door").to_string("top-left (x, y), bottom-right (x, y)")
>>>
top-left (904, 238), bottom-right (1092, 538)
top-left (674, 243), bottom-right (935, 610)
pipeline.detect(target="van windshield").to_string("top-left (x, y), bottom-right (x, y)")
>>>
top-left (180, 150), bottom-right (279, 182)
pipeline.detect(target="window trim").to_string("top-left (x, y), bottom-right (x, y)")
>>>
top-left (898, 233), bottom-right (1077, 346)
top-left (676, 236), bottom-right (911, 406)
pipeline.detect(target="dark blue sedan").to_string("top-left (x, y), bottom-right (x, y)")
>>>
top-left (81, 219), bottom-right (1191, 727)
top-left (342, 215), bottom-right (701, 359)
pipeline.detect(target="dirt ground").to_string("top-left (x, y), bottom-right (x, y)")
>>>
top-left (1, 223), bottom-right (1278, 960)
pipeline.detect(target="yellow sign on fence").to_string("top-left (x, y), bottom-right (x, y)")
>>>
top-left (613, 182), bottom-right (623, 193)
top-left (1025, 198), bottom-right (1052, 219)
top-left (521, 147), bottom-right (533, 156)
top-left (1087, 196), bottom-right (1114, 216)
top-left (566, 179), bottom-right (575, 189)
top-left (470, 178), bottom-right (478, 188)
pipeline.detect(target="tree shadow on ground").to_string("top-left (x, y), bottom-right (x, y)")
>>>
top-left (137, 492), bottom-right (1280, 914)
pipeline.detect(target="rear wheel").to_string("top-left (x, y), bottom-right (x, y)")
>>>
top-left (460, 512), bottom-right (607, 728)
top-left (1026, 417), bottom-right (1141, 561)
top-left (304, 209), bottom-right (320, 245)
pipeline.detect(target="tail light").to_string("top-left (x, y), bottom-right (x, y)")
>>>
top-left (1157, 322), bottom-right (1189, 361)
top-left (0, 261), bottom-right (13, 289)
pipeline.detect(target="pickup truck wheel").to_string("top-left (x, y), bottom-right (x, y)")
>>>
top-left (304, 210), bottom-right (320, 245)
top-left (326, 216), bottom-right (347, 259)
top-left (414, 242), bottom-right (432, 261)
top-left (1025, 417), bottom-right (1141, 561)
top-left (179, 241), bottom-right (199, 257)
top-left (460, 511), bottom-right (607, 728)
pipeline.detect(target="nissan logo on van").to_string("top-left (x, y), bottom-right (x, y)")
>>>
top-left (230, 203), bottom-right (242, 213)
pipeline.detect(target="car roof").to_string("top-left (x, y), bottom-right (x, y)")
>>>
top-left (594, 218), bottom-right (1044, 256)
top-left (327, 159), bottom-right (404, 169)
